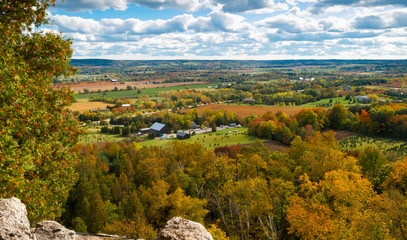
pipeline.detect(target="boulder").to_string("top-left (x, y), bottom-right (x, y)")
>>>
top-left (0, 197), bottom-right (34, 240)
top-left (155, 217), bottom-right (213, 240)
top-left (34, 220), bottom-right (76, 240)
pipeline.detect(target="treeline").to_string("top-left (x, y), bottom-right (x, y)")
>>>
top-left (108, 109), bottom-right (240, 133)
top-left (231, 81), bottom-right (340, 106)
top-left (100, 125), bottom-right (138, 137)
top-left (63, 132), bottom-right (407, 239)
top-left (82, 89), bottom-right (251, 116)
top-left (249, 103), bottom-right (407, 145)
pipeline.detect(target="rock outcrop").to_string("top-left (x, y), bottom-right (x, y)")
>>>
top-left (0, 198), bottom-right (75, 240)
top-left (0, 197), bottom-right (34, 240)
top-left (155, 217), bottom-right (213, 240)
top-left (1, 197), bottom-right (213, 240)
top-left (34, 220), bottom-right (76, 240)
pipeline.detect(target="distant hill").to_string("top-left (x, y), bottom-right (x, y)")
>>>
top-left (70, 59), bottom-right (407, 69)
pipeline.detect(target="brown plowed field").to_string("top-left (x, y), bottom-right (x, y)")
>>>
top-left (332, 130), bottom-right (356, 140)
top-left (187, 104), bottom-right (309, 117)
top-left (54, 81), bottom-right (207, 93)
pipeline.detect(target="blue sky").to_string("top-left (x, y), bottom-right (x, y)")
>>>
top-left (46, 0), bottom-right (407, 60)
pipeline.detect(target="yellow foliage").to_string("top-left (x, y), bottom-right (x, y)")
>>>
top-left (288, 170), bottom-right (391, 239)
top-left (207, 223), bottom-right (230, 240)
top-left (383, 157), bottom-right (407, 193)
top-left (102, 218), bottom-right (156, 240)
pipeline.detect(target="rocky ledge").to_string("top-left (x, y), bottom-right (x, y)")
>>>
top-left (0, 197), bottom-right (213, 240)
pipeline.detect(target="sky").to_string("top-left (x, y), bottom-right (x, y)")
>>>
top-left (46, 0), bottom-right (407, 60)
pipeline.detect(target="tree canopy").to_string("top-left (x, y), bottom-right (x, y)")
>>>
top-left (0, 0), bottom-right (80, 223)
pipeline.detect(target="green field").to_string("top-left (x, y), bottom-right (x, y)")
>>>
top-left (139, 127), bottom-right (259, 149)
top-left (80, 126), bottom-right (260, 149)
top-left (75, 83), bottom-right (216, 100)
top-left (299, 96), bottom-right (360, 108)
top-left (79, 127), bottom-right (130, 144)
top-left (339, 134), bottom-right (407, 157)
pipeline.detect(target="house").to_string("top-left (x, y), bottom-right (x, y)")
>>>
top-left (177, 131), bottom-right (190, 140)
top-left (122, 104), bottom-right (131, 107)
top-left (342, 85), bottom-right (351, 91)
top-left (243, 97), bottom-right (255, 103)
top-left (150, 122), bottom-right (171, 136)
top-left (229, 123), bottom-right (237, 127)
top-left (139, 128), bottom-right (150, 135)
top-left (111, 79), bottom-right (118, 82)
top-left (356, 95), bottom-right (371, 103)
top-left (191, 121), bottom-right (199, 129)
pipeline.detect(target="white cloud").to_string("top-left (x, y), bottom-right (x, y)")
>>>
top-left (56, 0), bottom-right (209, 12)
top-left (130, 0), bottom-right (206, 11)
top-left (56, 0), bottom-right (128, 12)
top-left (255, 15), bottom-right (321, 33)
top-left (352, 9), bottom-right (407, 29)
top-left (211, 0), bottom-right (288, 13)
top-left (52, 15), bottom-right (102, 33)
top-left (51, 1), bottom-right (407, 59)
top-left (52, 12), bottom-right (251, 36)
top-left (209, 11), bottom-right (252, 32)
top-left (309, 0), bottom-right (407, 15)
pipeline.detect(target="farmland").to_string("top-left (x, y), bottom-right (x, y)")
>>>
top-left (184, 104), bottom-right (307, 117)
top-left (339, 134), bottom-right (407, 157)
top-left (299, 96), bottom-right (357, 108)
top-left (138, 127), bottom-right (260, 150)
top-left (79, 127), bottom-right (130, 144)
top-left (74, 82), bottom-right (216, 99)
top-left (79, 126), bottom-right (265, 150)
top-left (68, 101), bottom-right (114, 111)
top-left (55, 80), bottom-right (210, 94)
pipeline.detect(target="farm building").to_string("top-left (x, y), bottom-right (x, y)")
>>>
top-left (191, 121), bottom-right (199, 129)
top-left (139, 128), bottom-right (150, 135)
top-left (150, 122), bottom-right (171, 135)
top-left (357, 95), bottom-right (371, 103)
top-left (342, 85), bottom-right (351, 91)
top-left (177, 131), bottom-right (190, 140)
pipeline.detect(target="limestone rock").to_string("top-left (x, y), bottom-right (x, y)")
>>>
top-left (34, 220), bottom-right (75, 240)
top-left (155, 217), bottom-right (213, 240)
top-left (0, 197), bottom-right (34, 240)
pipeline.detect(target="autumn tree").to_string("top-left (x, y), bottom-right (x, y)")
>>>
top-left (329, 103), bottom-right (348, 129)
top-left (0, 0), bottom-right (80, 222)
top-left (295, 108), bottom-right (318, 129)
top-left (287, 171), bottom-right (391, 239)
top-left (357, 147), bottom-right (389, 189)
top-left (287, 132), bottom-right (359, 181)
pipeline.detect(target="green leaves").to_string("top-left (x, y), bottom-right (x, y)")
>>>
top-left (0, 0), bottom-right (80, 223)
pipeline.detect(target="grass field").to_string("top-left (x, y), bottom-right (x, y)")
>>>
top-left (183, 104), bottom-right (307, 117)
top-left (80, 125), bottom-right (289, 152)
top-left (138, 127), bottom-right (259, 150)
top-left (79, 127), bottom-right (130, 144)
top-left (339, 134), bottom-right (407, 157)
top-left (74, 83), bottom-right (216, 100)
top-left (299, 96), bottom-right (361, 108)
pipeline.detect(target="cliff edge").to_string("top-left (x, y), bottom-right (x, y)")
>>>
top-left (0, 197), bottom-right (213, 240)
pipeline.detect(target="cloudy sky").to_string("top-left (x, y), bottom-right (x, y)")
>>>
top-left (47, 0), bottom-right (407, 60)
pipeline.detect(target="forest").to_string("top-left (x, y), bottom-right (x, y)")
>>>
top-left (2, 1), bottom-right (407, 240)
top-left (62, 132), bottom-right (407, 240)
